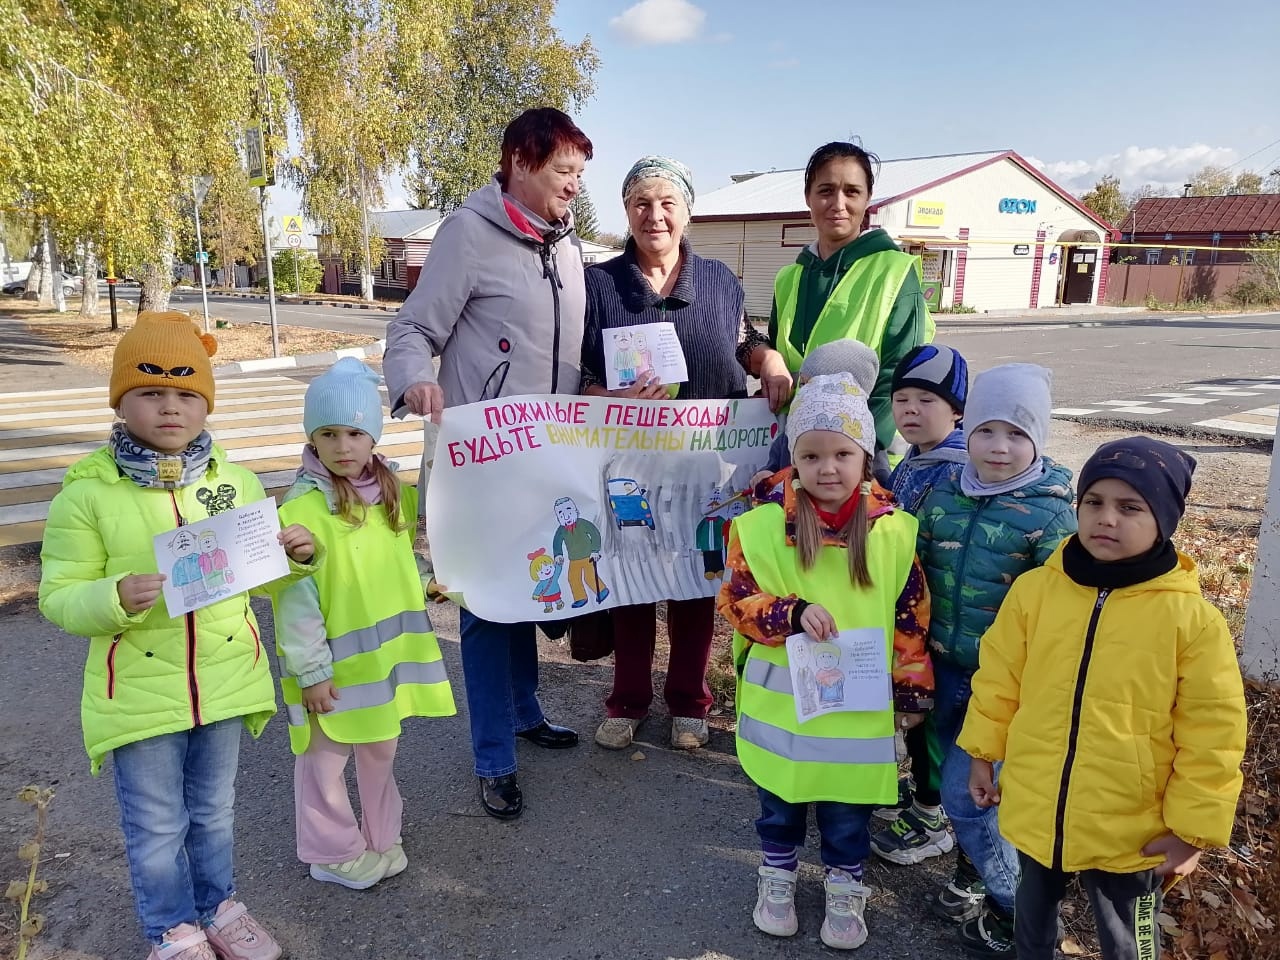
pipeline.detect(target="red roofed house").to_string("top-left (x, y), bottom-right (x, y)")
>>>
top-left (1119, 194), bottom-right (1280, 266)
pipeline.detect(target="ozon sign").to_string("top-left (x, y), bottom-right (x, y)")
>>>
top-left (999, 198), bottom-right (1037, 214)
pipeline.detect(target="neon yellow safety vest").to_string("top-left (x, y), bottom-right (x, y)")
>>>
top-left (731, 503), bottom-right (918, 804)
top-left (275, 487), bottom-right (456, 755)
top-left (773, 250), bottom-right (927, 375)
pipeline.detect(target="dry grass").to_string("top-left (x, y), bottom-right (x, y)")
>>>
top-left (7, 299), bottom-right (378, 374)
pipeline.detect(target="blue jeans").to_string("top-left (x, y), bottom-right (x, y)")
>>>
top-left (459, 609), bottom-right (546, 778)
top-left (935, 657), bottom-right (1020, 912)
top-left (756, 788), bottom-right (875, 870)
top-left (111, 719), bottom-right (241, 944)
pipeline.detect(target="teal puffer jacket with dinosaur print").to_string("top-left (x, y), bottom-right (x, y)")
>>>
top-left (916, 459), bottom-right (1076, 669)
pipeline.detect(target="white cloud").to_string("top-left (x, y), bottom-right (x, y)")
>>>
top-left (1025, 144), bottom-right (1240, 194)
top-left (610, 0), bottom-right (706, 45)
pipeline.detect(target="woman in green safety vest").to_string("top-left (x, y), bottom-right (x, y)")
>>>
top-left (741, 142), bottom-right (934, 453)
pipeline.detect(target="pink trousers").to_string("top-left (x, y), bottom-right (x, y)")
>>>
top-left (294, 717), bottom-right (402, 865)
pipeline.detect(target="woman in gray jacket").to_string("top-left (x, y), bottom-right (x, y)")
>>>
top-left (383, 107), bottom-right (593, 821)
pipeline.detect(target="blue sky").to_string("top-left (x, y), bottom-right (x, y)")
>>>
top-left (548, 0), bottom-right (1278, 233)
top-left (272, 0), bottom-right (1279, 237)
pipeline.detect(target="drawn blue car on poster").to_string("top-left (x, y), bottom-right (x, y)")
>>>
top-left (607, 477), bottom-right (655, 530)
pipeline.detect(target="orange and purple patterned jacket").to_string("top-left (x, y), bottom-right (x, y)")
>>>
top-left (718, 469), bottom-right (934, 713)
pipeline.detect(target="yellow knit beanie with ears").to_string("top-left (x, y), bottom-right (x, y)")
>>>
top-left (110, 311), bottom-right (219, 411)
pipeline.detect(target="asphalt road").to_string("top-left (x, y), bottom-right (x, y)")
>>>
top-left (171, 290), bottom-right (1280, 439)
top-left (0, 596), bottom-right (956, 960)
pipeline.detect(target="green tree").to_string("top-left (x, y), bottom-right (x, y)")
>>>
top-left (0, 0), bottom-right (261, 313)
top-left (1188, 165), bottom-right (1235, 196)
top-left (268, 248), bottom-right (322, 293)
top-left (267, 0), bottom-right (461, 300)
top-left (1079, 174), bottom-right (1127, 226)
top-left (570, 182), bottom-right (601, 242)
top-left (407, 0), bottom-right (600, 212)
top-left (1232, 170), bottom-right (1264, 194)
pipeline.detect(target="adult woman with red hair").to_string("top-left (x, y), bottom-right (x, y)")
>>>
top-left (385, 107), bottom-right (594, 821)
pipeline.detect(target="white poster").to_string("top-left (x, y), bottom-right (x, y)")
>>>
top-left (153, 498), bottom-right (290, 617)
top-left (785, 628), bottom-right (892, 724)
top-left (601, 322), bottom-right (688, 390)
top-left (425, 394), bottom-right (776, 623)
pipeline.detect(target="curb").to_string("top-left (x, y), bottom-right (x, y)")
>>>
top-left (214, 339), bottom-right (386, 377)
top-left (211, 290), bottom-right (399, 313)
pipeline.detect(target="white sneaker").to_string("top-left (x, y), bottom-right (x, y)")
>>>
top-left (309, 849), bottom-right (387, 889)
top-left (594, 716), bottom-right (642, 749)
top-left (752, 866), bottom-right (799, 937)
top-left (381, 838), bottom-right (408, 878)
top-left (820, 870), bottom-right (869, 950)
top-left (670, 716), bottom-right (710, 749)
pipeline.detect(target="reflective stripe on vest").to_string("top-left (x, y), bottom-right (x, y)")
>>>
top-left (773, 250), bottom-right (922, 375)
top-left (731, 501), bottom-right (918, 804)
top-left (329, 609), bottom-right (433, 663)
top-left (285, 658), bottom-right (450, 728)
top-left (276, 487), bottom-right (455, 754)
top-left (737, 714), bottom-right (897, 765)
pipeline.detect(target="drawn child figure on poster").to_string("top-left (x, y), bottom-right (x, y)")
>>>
top-left (198, 529), bottom-right (233, 597)
top-left (551, 497), bottom-right (610, 609)
top-left (790, 639), bottom-right (821, 718)
top-left (167, 529), bottom-right (210, 607)
top-left (528, 548), bottom-right (566, 613)
top-left (812, 642), bottom-right (846, 704)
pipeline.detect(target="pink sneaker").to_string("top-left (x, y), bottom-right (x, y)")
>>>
top-left (203, 900), bottom-right (282, 960)
top-left (147, 923), bottom-right (216, 960)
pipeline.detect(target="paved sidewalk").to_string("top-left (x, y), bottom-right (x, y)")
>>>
top-left (0, 314), bottom-right (105, 394)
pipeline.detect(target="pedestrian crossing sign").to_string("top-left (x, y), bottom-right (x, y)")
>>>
top-left (282, 215), bottom-right (304, 236)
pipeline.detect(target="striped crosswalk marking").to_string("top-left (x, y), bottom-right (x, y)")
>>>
top-left (0, 375), bottom-right (423, 549)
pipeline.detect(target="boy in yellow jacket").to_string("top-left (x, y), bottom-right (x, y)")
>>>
top-left (958, 436), bottom-right (1246, 960)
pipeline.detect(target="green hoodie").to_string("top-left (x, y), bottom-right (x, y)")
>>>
top-left (769, 228), bottom-right (931, 448)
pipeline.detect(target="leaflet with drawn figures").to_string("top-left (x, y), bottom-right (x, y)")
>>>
top-left (153, 498), bottom-right (289, 618)
top-left (601, 321), bottom-right (688, 391)
top-left (785, 628), bottom-right (892, 725)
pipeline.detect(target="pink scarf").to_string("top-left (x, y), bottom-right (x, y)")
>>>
top-left (302, 445), bottom-right (386, 505)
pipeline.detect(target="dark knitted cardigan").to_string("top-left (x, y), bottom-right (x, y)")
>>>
top-left (580, 238), bottom-right (763, 400)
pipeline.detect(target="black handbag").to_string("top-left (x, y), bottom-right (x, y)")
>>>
top-left (566, 609), bottom-right (614, 662)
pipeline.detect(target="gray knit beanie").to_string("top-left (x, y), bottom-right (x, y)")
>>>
top-left (799, 339), bottom-right (880, 395)
top-left (964, 363), bottom-right (1052, 457)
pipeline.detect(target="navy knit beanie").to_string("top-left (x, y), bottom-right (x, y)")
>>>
top-left (891, 344), bottom-right (968, 413)
top-left (1079, 437), bottom-right (1196, 541)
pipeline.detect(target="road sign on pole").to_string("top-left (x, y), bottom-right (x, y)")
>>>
top-left (282, 215), bottom-right (304, 237)
top-left (286, 234), bottom-right (302, 248)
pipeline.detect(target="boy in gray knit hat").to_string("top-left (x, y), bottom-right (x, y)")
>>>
top-left (751, 339), bottom-right (885, 486)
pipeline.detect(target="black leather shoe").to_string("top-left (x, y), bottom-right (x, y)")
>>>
top-left (479, 774), bottom-right (523, 820)
top-left (516, 720), bottom-right (580, 749)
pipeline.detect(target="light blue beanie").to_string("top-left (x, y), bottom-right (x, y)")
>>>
top-left (304, 357), bottom-right (384, 443)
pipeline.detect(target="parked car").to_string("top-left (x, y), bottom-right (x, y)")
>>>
top-left (607, 477), bottom-right (655, 530)
top-left (4, 273), bottom-right (83, 296)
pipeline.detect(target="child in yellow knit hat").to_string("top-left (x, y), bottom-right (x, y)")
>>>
top-left (39, 310), bottom-right (322, 960)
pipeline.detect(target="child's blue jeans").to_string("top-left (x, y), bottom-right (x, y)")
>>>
top-left (111, 719), bottom-right (241, 944)
top-left (756, 787), bottom-right (875, 870)
top-left (935, 656), bottom-right (1021, 912)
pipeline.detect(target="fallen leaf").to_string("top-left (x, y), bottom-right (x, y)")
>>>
top-left (1059, 936), bottom-right (1086, 955)
top-left (630, 750), bottom-right (645, 761)
top-left (20, 912), bottom-right (44, 937)
top-left (1199, 890), bottom-right (1224, 909)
